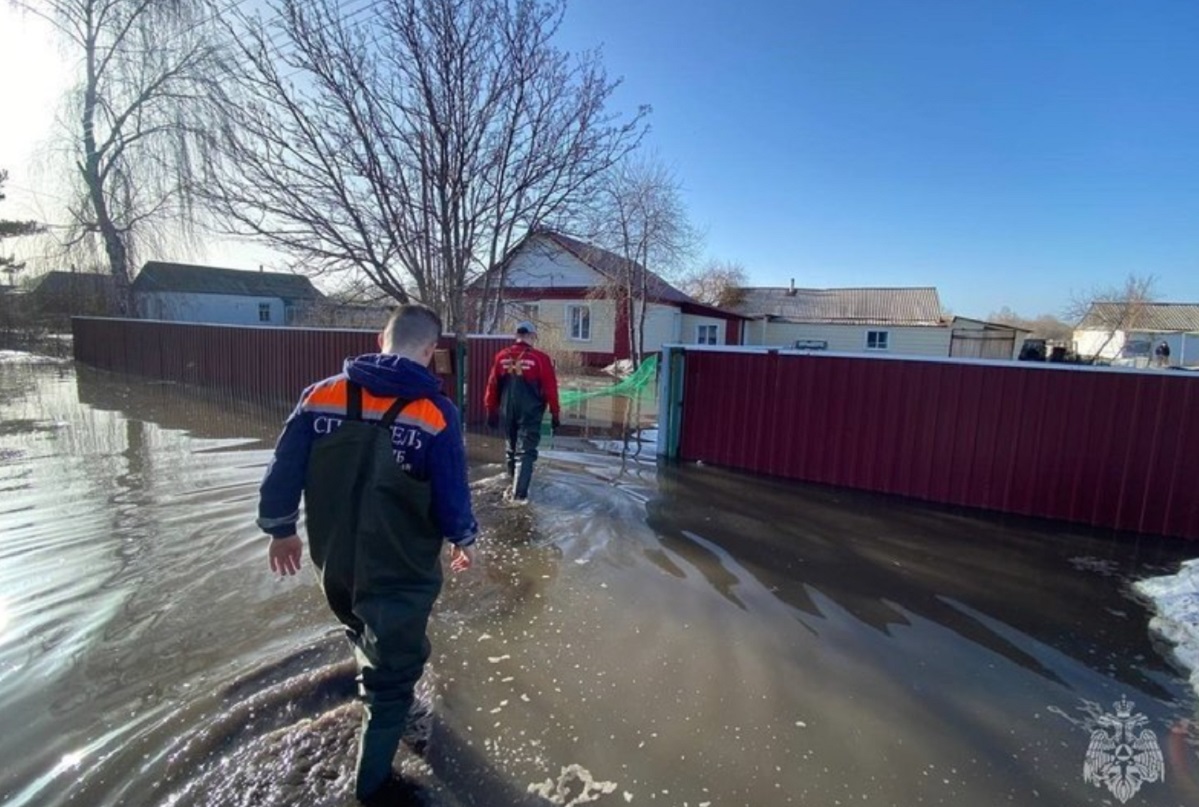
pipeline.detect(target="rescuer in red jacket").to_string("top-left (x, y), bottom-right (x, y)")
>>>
top-left (483, 321), bottom-right (561, 502)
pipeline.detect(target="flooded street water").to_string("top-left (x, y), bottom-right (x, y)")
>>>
top-left (2, 351), bottom-right (1198, 806)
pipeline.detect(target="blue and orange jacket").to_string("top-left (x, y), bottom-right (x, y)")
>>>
top-left (257, 354), bottom-right (478, 546)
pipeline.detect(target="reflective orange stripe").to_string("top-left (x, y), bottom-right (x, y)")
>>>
top-left (301, 378), bottom-right (446, 433)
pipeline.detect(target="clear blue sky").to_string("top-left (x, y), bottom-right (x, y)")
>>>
top-left (553, 0), bottom-right (1199, 319)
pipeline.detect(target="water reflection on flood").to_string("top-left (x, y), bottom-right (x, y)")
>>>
top-left (1, 352), bottom-right (1197, 807)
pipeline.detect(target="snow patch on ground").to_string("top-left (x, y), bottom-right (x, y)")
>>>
top-left (528, 764), bottom-right (618, 805)
top-left (1134, 559), bottom-right (1199, 699)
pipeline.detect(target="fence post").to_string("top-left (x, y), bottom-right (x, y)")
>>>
top-left (657, 345), bottom-right (686, 459)
top-left (456, 336), bottom-right (467, 429)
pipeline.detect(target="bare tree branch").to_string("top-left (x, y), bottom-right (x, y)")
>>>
top-left (678, 259), bottom-right (747, 308)
top-left (203, 0), bottom-right (646, 331)
top-left (581, 155), bottom-right (699, 366)
top-left (1066, 273), bottom-right (1159, 360)
top-left (14, 0), bottom-right (233, 313)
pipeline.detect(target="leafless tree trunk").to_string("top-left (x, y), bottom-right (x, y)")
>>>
top-left (586, 156), bottom-right (696, 367)
top-left (15, 0), bottom-right (231, 315)
top-left (1066, 273), bottom-right (1158, 360)
top-left (205, 0), bottom-right (645, 333)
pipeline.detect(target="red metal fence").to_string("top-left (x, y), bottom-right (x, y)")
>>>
top-left (465, 334), bottom-right (511, 424)
top-left (674, 348), bottom-right (1199, 540)
top-left (72, 318), bottom-right (509, 424)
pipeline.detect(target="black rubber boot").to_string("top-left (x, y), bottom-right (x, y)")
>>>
top-left (513, 456), bottom-right (535, 500)
top-left (354, 722), bottom-right (404, 801)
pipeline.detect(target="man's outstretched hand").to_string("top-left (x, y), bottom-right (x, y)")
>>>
top-left (450, 544), bottom-right (475, 573)
top-left (269, 535), bottom-right (303, 576)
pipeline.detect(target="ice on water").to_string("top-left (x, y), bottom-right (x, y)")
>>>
top-left (1135, 558), bottom-right (1199, 699)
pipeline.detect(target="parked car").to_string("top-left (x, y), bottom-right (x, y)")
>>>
top-left (1111, 338), bottom-right (1152, 368)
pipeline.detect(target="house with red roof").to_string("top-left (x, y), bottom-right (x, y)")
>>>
top-left (472, 230), bottom-right (746, 366)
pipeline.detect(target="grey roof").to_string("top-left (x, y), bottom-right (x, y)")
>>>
top-left (133, 262), bottom-right (323, 301)
top-left (33, 271), bottom-right (116, 296)
top-left (1078, 302), bottom-right (1199, 333)
top-left (732, 286), bottom-right (944, 326)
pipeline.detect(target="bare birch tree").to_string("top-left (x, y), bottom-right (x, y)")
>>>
top-left (586, 156), bottom-right (697, 366)
top-left (206, 0), bottom-right (646, 332)
top-left (14, 0), bottom-right (232, 313)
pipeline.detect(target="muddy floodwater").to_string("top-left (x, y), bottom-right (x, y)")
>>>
top-left (1, 351), bottom-right (1197, 807)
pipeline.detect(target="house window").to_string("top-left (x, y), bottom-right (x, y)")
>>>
top-left (567, 304), bottom-right (591, 341)
top-left (696, 324), bottom-right (719, 345)
top-left (259, 303), bottom-right (272, 322)
top-left (866, 330), bottom-right (889, 350)
top-left (521, 303), bottom-right (539, 322)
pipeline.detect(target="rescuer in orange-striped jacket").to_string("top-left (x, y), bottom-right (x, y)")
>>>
top-left (483, 320), bottom-right (561, 503)
top-left (257, 305), bottom-right (477, 801)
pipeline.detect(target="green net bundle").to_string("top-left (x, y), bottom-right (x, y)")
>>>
top-left (542, 354), bottom-right (658, 434)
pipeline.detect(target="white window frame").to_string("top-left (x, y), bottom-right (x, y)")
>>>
top-left (696, 324), bottom-right (719, 345)
top-left (566, 304), bottom-right (591, 342)
top-left (258, 302), bottom-right (272, 322)
top-left (865, 330), bottom-right (889, 350)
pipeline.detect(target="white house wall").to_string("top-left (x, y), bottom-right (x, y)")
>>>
top-left (504, 237), bottom-right (604, 288)
top-left (1074, 329), bottom-right (1199, 365)
top-left (1073, 328), bottom-right (1125, 360)
top-left (746, 322), bottom-right (952, 357)
top-left (1180, 334), bottom-right (1199, 365)
top-left (636, 303), bottom-right (681, 353)
top-left (743, 319), bottom-right (768, 345)
top-left (137, 292), bottom-right (286, 326)
top-left (528, 298), bottom-right (617, 354)
top-left (680, 313), bottom-right (727, 345)
top-left (1127, 331), bottom-right (1199, 366)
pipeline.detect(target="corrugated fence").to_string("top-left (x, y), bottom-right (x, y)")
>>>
top-left (72, 318), bottom-right (510, 424)
top-left (668, 348), bottom-right (1199, 540)
top-left (464, 335), bottom-right (511, 424)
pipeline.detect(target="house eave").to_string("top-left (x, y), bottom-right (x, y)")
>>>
top-left (751, 314), bottom-right (945, 327)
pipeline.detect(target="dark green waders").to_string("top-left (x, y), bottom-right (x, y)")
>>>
top-left (501, 381), bottom-right (546, 500)
top-left (303, 383), bottom-right (444, 800)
